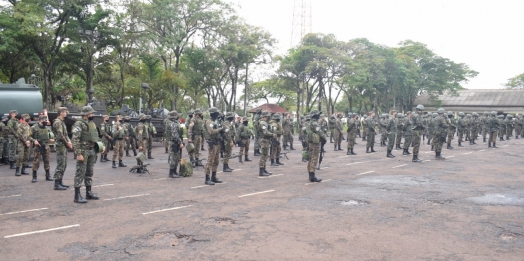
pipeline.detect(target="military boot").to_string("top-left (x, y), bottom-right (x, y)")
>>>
top-left (371, 147), bottom-right (376, 153)
top-left (126, 151), bottom-right (131, 157)
top-left (220, 151), bottom-right (223, 158)
top-left (112, 161), bottom-right (117, 168)
top-left (458, 141), bottom-right (463, 147)
top-left (276, 158), bottom-right (284, 165)
top-left (45, 170), bottom-right (53, 181)
top-left (244, 155), bottom-right (252, 162)
top-left (85, 186), bottom-right (99, 200)
top-left (436, 152), bottom-right (445, 160)
top-left (290, 144), bottom-right (296, 150)
top-left (32, 171), bottom-right (37, 183)
top-left (211, 172), bottom-right (222, 183)
top-left (270, 159), bottom-right (278, 166)
top-left (283, 145), bottom-right (288, 150)
top-left (351, 149), bottom-right (357, 155)
top-left (239, 156), bottom-right (243, 163)
top-left (396, 144), bottom-right (401, 150)
top-left (133, 150), bottom-right (137, 156)
top-left (15, 167), bottom-right (21, 176)
top-left (507, 135), bottom-right (511, 140)
top-left (119, 160), bottom-right (127, 167)
top-left (100, 155), bottom-right (106, 163)
top-left (165, 147), bottom-right (168, 153)
top-left (366, 147), bottom-right (370, 153)
top-left (347, 149), bottom-right (351, 155)
top-left (447, 143), bottom-right (453, 149)
top-left (169, 167), bottom-right (180, 178)
top-left (10, 161), bottom-right (16, 169)
top-left (334, 145), bottom-right (337, 151)
top-left (403, 149), bottom-right (409, 155)
top-left (427, 140), bottom-right (430, 145)
top-left (254, 149), bottom-right (260, 156)
top-left (309, 172), bottom-right (322, 182)
top-left (431, 146), bottom-right (434, 151)
top-left (59, 179), bottom-right (69, 188)
top-left (338, 144), bottom-right (343, 151)
top-left (263, 168), bottom-right (272, 175)
top-left (21, 167), bottom-right (29, 175)
top-left (387, 150), bottom-right (395, 158)
top-left (259, 168), bottom-right (269, 177)
top-left (74, 187), bottom-right (87, 203)
top-left (488, 142), bottom-right (492, 148)
top-left (54, 180), bottom-right (67, 190)
top-left (412, 155), bottom-right (422, 162)
top-left (483, 137), bottom-right (486, 142)
top-left (492, 142), bottom-right (498, 148)
top-left (147, 152), bottom-right (154, 159)
top-left (223, 164), bottom-right (232, 172)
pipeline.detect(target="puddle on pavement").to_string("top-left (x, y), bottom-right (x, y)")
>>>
top-left (467, 194), bottom-right (524, 205)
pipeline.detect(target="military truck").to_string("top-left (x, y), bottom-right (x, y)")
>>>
top-left (0, 78), bottom-right (43, 120)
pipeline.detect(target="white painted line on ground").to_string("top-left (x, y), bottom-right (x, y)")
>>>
top-left (232, 169), bottom-right (242, 172)
top-left (479, 150), bottom-right (485, 152)
top-left (305, 179), bottom-right (332, 185)
top-left (0, 194), bottom-right (21, 199)
top-left (392, 164), bottom-right (407, 169)
top-left (191, 185), bottom-right (207, 189)
top-left (258, 174), bottom-right (284, 179)
top-left (103, 194), bottom-right (150, 201)
top-left (153, 178), bottom-right (168, 181)
top-left (142, 205), bottom-right (192, 215)
top-left (0, 208), bottom-right (48, 216)
top-left (4, 224), bottom-right (80, 239)
top-left (321, 167), bottom-right (329, 169)
top-left (346, 162), bottom-right (362, 166)
top-left (447, 156), bottom-right (455, 158)
top-left (463, 152), bottom-right (472, 155)
top-left (338, 155), bottom-right (350, 158)
top-left (423, 160), bottom-right (431, 162)
top-left (424, 151), bottom-right (432, 154)
top-left (503, 145), bottom-right (509, 147)
top-left (356, 171), bottom-right (375, 176)
top-left (238, 190), bottom-right (275, 198)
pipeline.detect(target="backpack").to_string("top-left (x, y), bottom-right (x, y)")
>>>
top-left (179, 158), bottom-right (193, 177)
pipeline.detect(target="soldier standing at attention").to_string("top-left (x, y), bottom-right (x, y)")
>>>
top-left (471, 112), bottom-right (480, 144)
top-left (395, 113), bottom-right (404, 150)
top-left (498, 115), bottom-right (506, 141)
top-left (328, 114), bottom-right (335, 143)
top-left (14, 114), bottom-right (32, 176)
top-left (515, 115), bottom-right (522, 139)
top-left (136, 114), bottom-right (149, 152)
top-left (379, 114), bottom-right (387, 147)
top-left (506, 114), bottom-right (514, 140)
top-left (300, 115), bottom-right (310, 162)
top-left (145, 115), bottom-right (156, 159)
top-left (282, 112), bottom-right (294, 150)
top-left (72, 106), bottom-right (102, 203)
top-left (269, 114), bottom-right (283, 166)
top-left (123, 116), bottom-right (137, 157)
top-left (203, 107), bottom-right (224, 185)
top-left (0, 116), bottom-right (8, 166)
top-left (346, 113), bottom-right (358, 155)
top-left (402, 111), bottom-right (413, 155)
top-left (165, 111), bottom-right (184, 178)
top-left (446, 111), bottom-right (456, 150)
top-left (52, 107), bottom-right (72, 190)
top-left (306, 110), bottom-right (325, 182)
top-left (434, 108), bottom-right (448, 159)
top-left (257, 111), bottom-right (274, 176)
top-left (99, 115), bottom-right (111, 163)
top-left (427, 113), bottom-right (436, 146)
top-left (237, 117), bottom-right (253, 163)
top-left (30, 115), bottom-right (55, 183)
top-left (457, 112), bottom-right (466, 147)
top-left (386, 110), bottom-right (398, 158)
top-left (333, 113), bottom-right (343, 151)
top-left (361, 115), bottom-right (368, 141)
top-left (365, 111), bottom-right (377, 153)
top-left (111, 115), bottom-right (127, 168)
top-left (488, 111), bottom-right (499, 148)
top-left (222, 112), bottom-right (236, 172)
top-left (253, 109), bottom-right (262, 156)
top-left (481, 112), bottom-right (489, 142)
top-left (7, 110), bottom-right (19, 169)
top-left (187, 109), bottom-right (205, 166)
top-left (411, 105), bottom-right (425, 162)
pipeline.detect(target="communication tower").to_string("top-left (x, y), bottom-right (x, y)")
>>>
top-left (290, 0), bottom-right (312, 48)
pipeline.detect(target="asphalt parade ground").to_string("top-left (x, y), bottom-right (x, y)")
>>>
top-left (1, 136), bottom-right (524, 260)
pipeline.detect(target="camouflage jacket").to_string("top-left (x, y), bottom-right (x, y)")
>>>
top-left (53, 118), bottom-right (70, 145)
top-left (17, 123), bottom-right (32, 143)
top-left (7, 118), bottom-right (20, 138)
top-left (347, 118), bottom-right (358, 134)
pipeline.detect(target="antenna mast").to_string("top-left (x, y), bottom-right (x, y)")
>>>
top-left (290, 0), bottom-right (312, 48)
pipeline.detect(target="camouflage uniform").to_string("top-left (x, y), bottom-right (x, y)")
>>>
top-left (386, 113), bottom-right (397, 158)
top-left (269, 114), bottom-right (283, 166)
top-left (99, 117), bottom-right (112, 161)
top-left (257, 111), bottom-right (274, 176)
top-left (145, 116), bottom-right (156, 158)
top-left (165, 111), bottom-right (184, 178)
top-left (334, 115), bottom-right (343, 150)
top-left (402, 113), bottom-right (413, 154)
top-left (427, 114), bottom-right (436, 145)
top-left (72, 106), bottom-right (101, 203)
top-left (465, 115), bottom-right (471, 141)
top-left (282, 114), bottom-right (294, 149)
top-left (498, 116), bottom-right (506, 140)
top-left (0, 117), bottom-right (8, 164)
top-left (457, 113), bottom-right (466, 145)
top-left (480, 112), bottom-right (489, 142)
top-left (411, 106), bottom-right (425, 162)
top-left (111, 119), bottom-right (127, 167)
top-left (187, 111), bottom-right (205, 163)
top-left (203, 107), bottom-right (224, 184)
top-left (52, 112), bottom-right (71, 188)
top-left (306, 110), bottom-right (325, 182)
top-left (515, 116), bottom-right (523, 139)
top-left (346, 115), bottom-right (358, 155)
top-left (471, 113), bottom-right (480, 144)
top-left (395, 114), bottom-right (404, 149)
top-left (488, 112), bottom-right (499, 147)
top-left (446, 112), bottom-right (456, 149)
top-left (328, 115), bottom-right (335, 143)
top-left (7, 114), bottom-right (20, 164)
top-left (506, 115), bottom-right (514, 139)
top-left (237, 117), bottom-right (253, 161)
top-left (15, 115), bottom-right (32, 169)
top-left (136, 114), bottom-right (149, 152)
top-left (361, 116), bottom-right (367, 141)
top-left (253, 111), bottom-right (261, 155)
top-left (123, 116), bottom-right (137, 156)
top-left (434, 110), bottom-right (449, 158)
top-left (365, 114), bottom-right (376, 152)
top-left (379, 115), bottom-right (388, 146)
top-left (31, 118), bottom-right (54, 182)
top-left (222, 113), bottom-right (236, 171)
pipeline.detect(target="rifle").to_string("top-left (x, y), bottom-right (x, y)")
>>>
top-left (129, 163), bottom-right (150, 174)
top-left (224, 154), bottom-right (243, 163)
top-left (317, 143), bottom-right (325, 170)
top-left (280, 151), bottom-right (289, 160)
top-left (191, 158), bottom-right (206, 168)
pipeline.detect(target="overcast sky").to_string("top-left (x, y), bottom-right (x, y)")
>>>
top-left (233, 0), bottom-right (524, 89)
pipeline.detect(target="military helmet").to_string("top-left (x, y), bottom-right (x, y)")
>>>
top-left (193, 109), bottom-right (202, 115)
top-left (447, 111), bottom-right (453, 116)
top-left (472, 112), bottom-right (478, 117)
top-left (416, 104), bottom-right (424, 110)
top-left (491, 111), bottom-right (497, 116)
top-left (337, 113), bottom-right (343, 118)
top-left (21, 113), bottom-right (30, 119)
top-left (397, 113), bottom-right (403, 118)
top-left (242, 117), bottom-right (251, 122)
top-left (507, 114), bottom-right (513, 118)
top-left (185, 142), bottom-right (195, 154)
top-left (168, 110), bottom-right (179, 119)
top-left (81, 106), bottom-right (96, 115)
top-left (432, 113), bottom-right (438, 117)
top-left (363, 115), bottom-right (368, 118)
top-left (10, 110), bottom-right (18, 114)
top-left (458, 112), bottom-right (465, 116)
top-left (271, 114), bottom-right (280, 120)
top-left (466, 114), bottom-right (471, 117)
top-left (208, 107), bottom-right (219, 113)
top-left (437, 108), bottom-right (445, 114)
top-left (225, 112), bottom-right (235, 119)
top-left (261, 110), bottom-right (271, 117)
top-left (38, 115), bottom-right (48, 120)
top-left (138, 114), bottom-right (146, 120)
top-left (305, 115), bottom-right (311, 120)
top-left (309, 110), bottom-right (320, 116)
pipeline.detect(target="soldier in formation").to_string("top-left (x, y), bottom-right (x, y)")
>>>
top-left (99, 115), bottom-right (112, 163)
top-left (395, 113), bottom-right (404, 150)
top-left (333, 113), bottom-right (343, 151)
top-left (346, 113), bottom-right (358, 155)
top-left (111, 115), bottom-right (127, 168)
top-left (365, 111), bottom-right (377, 153)
top-left (488, 111), bottom-right (500, 148)
top-left (145, 115), bottom-right (156, 159)
top-left (411, 105), bottom-right (425, 162)
top-left (379, 114), bottom-right (388, 147)
top-left (7, 110), bottom-right (20, 169)
top-left (165, 111), bottom-right (184, 178)
top-left (434, 108), bottom-right (448, 159)
top-left (300, 115), bottom-right (310, 162)
top-left (305, 110), bottom-right (325, 182)
top-left (282, 112), bottom-right (295, 150)
top-left (402, 111), bottom-right (413, 155)
top-left (386, 110), bottom-right (398, 158)
top-left (257, 110), bottom-right (274, 177)
top-left (328, 114), bottom-right (335, 143)
top-left (0, 116), bottom-right (8, 166)
top-left (236, 117), bottom-right (253, 163)
top-left (30, 115), bottom-right (54, 183)
top-left (222, 112), bottom-right (236, 172)
top-left (203, 107), bottom-right (224, 185)
top-left (446, 111), bottom-right (456, 150)
top-left (187, 109), bottom-right (205, 167)
top-left (14, 114), bottom-right (32, 176)
top-left (123, 116), bottom-right (137, 157)
top-left (52, 107), bottom-right (71, 190)
top-left (253, 109), bottom-right (262, 156)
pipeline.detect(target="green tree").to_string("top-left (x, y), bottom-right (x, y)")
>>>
top-left (505, 73), bottom-right (524, 89)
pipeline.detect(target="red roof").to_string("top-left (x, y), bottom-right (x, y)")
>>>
top-left (248, 103), bottom-right (288, 114)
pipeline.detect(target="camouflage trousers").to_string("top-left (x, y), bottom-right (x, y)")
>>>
top-left (239, 138), bottom-right (250, 156)
top-left (447, 129), bottom-right (455, 143)
top-left (395, 131), bottom-right (403, 146)
top-left (191, 134), bottom-right (203, 159)
top-left (427, 131), bottom-right (434, 144)
top-left (126, 137), bottom-right (137, 154)
top-left (168, 141), bottom-right (181, 169)
top-left (458, 130), bottom-right (464, 141)
top-left (499, 129), bottom-right (505, 138)
top-left (283, 130), bottom-right (293, 147)
top-left (387, 133), bottom-right (396, 151)
top-left (403, 133), bottom-right (413, 150)
top-left (472, 128), bottom-right (479, 140)
top-left (412, 130), bottom-right (421, 156)
top-left (270, 140), bottom-right (281, 160)
top-left (515, 126), bottom-right (522, 137)
top-left (434, 134), bottom-right (445, 153)
top-left (8, 136), bottom-right (18, 162)
top-left (74, 148), bottom-right (97, 188)
top-left (507, 128), bottom-right (513, 137)
top-left (33, 144), bottom-right (51, 171)
top-left (329, 129), bottom-right (334, 142)
top-left (362, 128), bottom-right (367, 140)
top-left (112, 139), bottom-right (125, 161)
top-left (466, 129), bottom-right (471, 140)
top-left (0, 137), bottom-right (5, 160)
top-left (101, 137), bottom-right (111, 156)
top-left (147, 136), bottom-right (153, 154)
top-left (223, 141), bottom-right (232, 164)
top-left (380, 130), bottom-right (387, 144)
top-left (334, 129), bottom-right (342, 148)
top-left (258, 138), bottom-right (270, 168)
top-left (366, 130), bottom-right (375, 149)
top-left (138, 139), bottom-right (148, 152)
top-left (489, 131), bottom-right (498, 143)
top-left (204, 142), bottom-right (220, 175)
top-left (307, 143), bottom-right (320, 172)
top-left (254, 134), bottom-right (260, 151)
top-left (54, 143), bottom-right (68, 180)
top-left (346, 132), bottom-right (356, 149)
top-left (482, 129), bottom-right (488, 139)
top-left (15, 142), bottom-right (29, 167)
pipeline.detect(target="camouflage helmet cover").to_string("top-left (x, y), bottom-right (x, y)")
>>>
top-left (437, 108), bottom-right (445, 114)
top-left (168, 110), bottom-right (179, 119)
top-left (138, 113), bottom-right (147, 120)
top-left (81, 106), bottom-right (96, 115)
top-left (416, 104), bottom-right (424, 110)
top-left (225, 112), bottom-right (235, 119)
top-left (208, 107), bottom-right (219, 113)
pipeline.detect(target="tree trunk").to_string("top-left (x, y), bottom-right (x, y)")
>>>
top-left (243, 65), bottom-right (248, 116)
